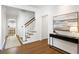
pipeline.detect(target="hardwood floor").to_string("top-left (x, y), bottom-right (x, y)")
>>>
top-left (0, 39), bottom-right (65, 54)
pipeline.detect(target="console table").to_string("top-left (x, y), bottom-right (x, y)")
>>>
top-left (49, 34), bottom-right (79, 54)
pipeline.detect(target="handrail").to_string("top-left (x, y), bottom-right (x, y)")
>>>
top-left (3, 35), bottom-right (9, 49)
top-left (16, 35), bottom-right (23, 45)
top-left (25, 17), bottom-right (35, 27)
top-left (3, 34), bottom-right (23, 50)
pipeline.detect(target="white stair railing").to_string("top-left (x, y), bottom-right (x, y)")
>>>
top-left (24, 17), bottom-right (36, 41)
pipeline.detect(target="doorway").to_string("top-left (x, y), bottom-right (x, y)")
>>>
top-left (42, 15), bottom-right (48, 39)
top-left (4, 19), bottom-right (21, 49)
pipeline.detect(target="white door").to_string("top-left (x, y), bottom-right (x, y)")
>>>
top-left (42, 15), bottom-right (48, 39)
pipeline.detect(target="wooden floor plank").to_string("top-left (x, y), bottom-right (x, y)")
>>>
top-left (0, 39), bottom-right (64, 54)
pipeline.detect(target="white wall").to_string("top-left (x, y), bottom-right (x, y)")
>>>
top-left (17, 10), bottom-right (34, 41)
top-left (35, 10), bottom-right (42, 40)
top-left (7, 5), bottom-right (37, 12)
top-left (0, 5), bottom-right (2, 49)
top-left (0, 6), bottom-right (8, 49)
top-left (56, 5), bottom-right (79, 15)
top-left (35, 6), bottom-right (58, 41)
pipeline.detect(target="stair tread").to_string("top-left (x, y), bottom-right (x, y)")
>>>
top-left (26, 33), bottom-right (33, 34)
top-left (27, 37), bottom-right (30, 38)
top-left (28, 33), bottom-right (33, 35)
top-left (30, 31), bottom-right (36, 32)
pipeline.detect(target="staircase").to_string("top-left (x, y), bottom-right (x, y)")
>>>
top-left (3, 17), bottom-right (36, 49)
top-left (23, 17), bottom-right (36, 43)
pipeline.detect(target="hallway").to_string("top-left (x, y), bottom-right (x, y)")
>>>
top-left (4, 34), bottom-right (21, 49)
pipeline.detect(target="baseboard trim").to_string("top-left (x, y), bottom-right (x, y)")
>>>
top-left (24, 39), bottom-right (43, 45)
top-left (41, 38), bottom-right (48, 40)
top-left (49, 45), bottom-right (70, 54)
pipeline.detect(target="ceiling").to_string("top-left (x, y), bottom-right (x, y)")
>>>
top-left (6, 6), bottom-right (35, 19)
top-left (29, 5), bottom-right (47, 8)
top-left (29, 5), bottom-right (59, 9)
top-left (6, 5), bottom-right (59, 19)
top-left (6, 6), bottom-right (19, 19)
